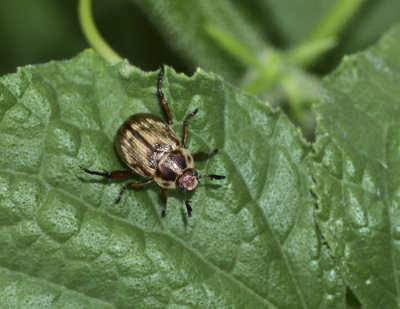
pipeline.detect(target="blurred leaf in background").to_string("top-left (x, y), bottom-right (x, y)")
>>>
top-left (2, 0), bottom-right (400, 82)
top-left (0, 0), bottom-right (187, 77)
top-left (0, 0), bottom-right (85, 74)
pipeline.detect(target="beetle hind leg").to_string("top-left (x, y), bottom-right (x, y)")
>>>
top-left (79, 166), bottom-right (135, 179)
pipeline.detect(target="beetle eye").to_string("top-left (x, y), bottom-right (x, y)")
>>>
top-left (192, 170), bottom-right (198, 177)
top-left (178, 183), bottom-right (185, 190)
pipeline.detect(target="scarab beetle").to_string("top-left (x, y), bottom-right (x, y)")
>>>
top-left (80, 65), bottom-right (225, 217)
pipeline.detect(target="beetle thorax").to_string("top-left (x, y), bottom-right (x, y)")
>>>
top-left (155, 148), bottom-right (195, 189)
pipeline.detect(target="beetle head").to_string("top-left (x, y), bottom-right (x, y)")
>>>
top-left (178, 169), bottom-right (199, 191)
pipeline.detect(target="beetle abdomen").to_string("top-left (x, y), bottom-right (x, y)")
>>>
top-left (115, 113), bottom-right (181, 177)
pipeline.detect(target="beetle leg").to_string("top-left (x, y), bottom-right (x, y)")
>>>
top-left (79, 166), bottom-right (135, 179)
top-left (184, 190), bottom-right (192, 217)
top-left (160, 187), bottom-right (167, 217)
top-left (115, 179), bottom-right (153, 203)
top-left (157, 65), bottom-right (172, 125)
top-left (191, 149), bottom-right (218, 161)
top-left (182, 108), bottom-right (199, 147)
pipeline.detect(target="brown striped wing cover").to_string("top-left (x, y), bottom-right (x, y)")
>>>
top-left (115, 113), bottom-right (181, 177)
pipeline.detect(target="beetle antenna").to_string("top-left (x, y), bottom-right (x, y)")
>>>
top-left (198, 174), bottom-right (225, 180)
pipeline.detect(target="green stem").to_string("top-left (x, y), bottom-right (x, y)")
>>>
top-left (309, 0), bottom-right (366, 40)
top-left (286, 37), bottom-right (337, 67)
top-left (204, 23), bottom-right (260, 69)
top-left (203, 19), bottom-right (324, 123)
top-left (288, 0), bottom-right (366, 68)
top-left (78, 0), bottom-right (122, 63)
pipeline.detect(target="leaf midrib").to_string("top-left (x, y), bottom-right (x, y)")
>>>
top-left (0, 166), bottom-right (274, 307)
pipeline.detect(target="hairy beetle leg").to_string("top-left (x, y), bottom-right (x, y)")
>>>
top-left (184, 190), bottom-right (192, 217)
top-left (185, 201), bottom-right (192, 217)
top-left (160, 187), bottom-right (167, 217)
top-left (79, 166), bottom-right (135, 179)
top-left (157, 65), bottom-right (172, 125)
top-left (115, 179), bottom-right (153, 203)
top-left (198, 174), bottom-right (225, 181)
top-left (182, 108), bottom-right (199, 147)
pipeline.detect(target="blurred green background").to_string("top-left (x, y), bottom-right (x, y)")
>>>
top-left (1, 0), bottom-right (399, 76)
top-left (1, 0), bottom-right (399, 139)
top-left (0, 0), bottom-right (188, 76)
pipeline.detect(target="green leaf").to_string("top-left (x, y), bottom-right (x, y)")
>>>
top-left (0, 50), bottom-right (343, 307)
top-left (312, 25), bottom-right (400, 307)
top-left (0, 267), bottom-right (114, 308)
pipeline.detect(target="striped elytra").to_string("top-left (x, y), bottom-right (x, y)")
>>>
top-left (115, 113), bottom-right (194, 189)
top-left (79, 65), bottom-right (225, 217)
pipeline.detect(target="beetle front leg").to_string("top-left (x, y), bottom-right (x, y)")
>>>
top-left (115, 179), bottom-right (153, 203)
top-left (184, 190), bottom-right (192, 217)
top-left (198, 174), bottom-right (225, 180)
top-left (160, 187), bottom-right (167, 217)
top-left (191, 149), bottom-right (218, 161)
top-left (157, 65), bottom-right (172, 125)
top-left (79, 166), bottom-right (135, 179)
